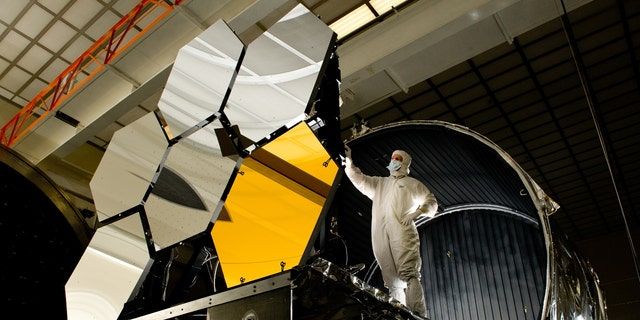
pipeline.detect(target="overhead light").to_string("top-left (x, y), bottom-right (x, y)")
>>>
top-left (329, 5), bottom-right (376, 39)
top-left (369, 0), bottom-right (407, 14)
top-left (328, 0), bottom-right (410, 40)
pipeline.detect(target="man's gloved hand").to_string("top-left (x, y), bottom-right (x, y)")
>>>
top-left (342, 144), bottom-right (353, 167)
top-left (401, 215), bottom-right (413, 226)
top-left (401, 209), bottom-right (424, 225)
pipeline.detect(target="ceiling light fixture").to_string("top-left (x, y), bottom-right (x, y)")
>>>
top-left (328, 0), bottom-right (411, 40)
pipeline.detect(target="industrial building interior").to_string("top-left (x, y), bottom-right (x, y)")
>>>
top-left (0, 0), bottom-right (638, 319)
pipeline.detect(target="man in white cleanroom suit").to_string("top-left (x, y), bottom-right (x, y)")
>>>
top-left (344, 145), bottom-right (437, 318)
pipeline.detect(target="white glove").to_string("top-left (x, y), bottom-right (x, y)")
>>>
top-left (343, 145), bottom-right (353, 167)
top-left (401, 209), bottom-right (423, 225)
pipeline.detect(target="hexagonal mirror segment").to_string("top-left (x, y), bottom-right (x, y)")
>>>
top-left (144, 119), bottom-right (237, 248)
top-left (157, 19), bottom-right (245, 139)
top-left (66, 214), bottom-right (151, 319)
top-left (211, 121), bottom-right (341, 287)
top-left (223, 4), bottom-right (335, 143)
top-left (90, 112), bottom-right (168, 221)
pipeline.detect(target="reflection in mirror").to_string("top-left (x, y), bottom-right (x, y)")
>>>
top-left (211, 122), bottom-right (340, 287)
top-left (158, 19), bottom-right (245, 139)
top-left (90, 112), bottom-right (168, 220)
top-left (253, 121), bottom-right (340, 195)
top-left (66, 214), bottom-right (151, 319)
top-left (145, 121), bottom-right (237, 248)
top-left (223, 4), bottom-right (335, 143)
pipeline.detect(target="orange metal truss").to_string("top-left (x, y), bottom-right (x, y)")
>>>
top-left (0, 0), bottom-right (182, 147)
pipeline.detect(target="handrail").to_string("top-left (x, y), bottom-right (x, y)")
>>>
top-left (0, 0), bottom-right (182, 146)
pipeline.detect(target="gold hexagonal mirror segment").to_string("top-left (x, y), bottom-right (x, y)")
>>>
top-left (211, 121), bottom-right (341, 287)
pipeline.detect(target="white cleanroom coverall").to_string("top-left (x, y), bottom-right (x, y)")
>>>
top-left (344, 147), bottom-right (437, 317)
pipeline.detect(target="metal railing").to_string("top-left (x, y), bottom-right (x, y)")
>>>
top-left (0, 0), bottom-right (181, 146)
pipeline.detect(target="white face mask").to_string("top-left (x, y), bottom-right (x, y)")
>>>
top-left (387, 159), bottom-right (402, 172)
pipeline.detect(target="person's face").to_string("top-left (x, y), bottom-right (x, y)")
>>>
top-left (391, 153), bottom-right (403, 163)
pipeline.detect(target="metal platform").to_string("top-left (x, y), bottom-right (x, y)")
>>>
top-left (129, 258), bottom-right (421, 320)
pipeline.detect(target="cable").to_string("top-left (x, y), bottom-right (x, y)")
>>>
top-left (161, 248), bottom-right (178, 301)
top-left (328, 235), bottom-right (350, 267)
top-left (555, 0), bottom-right (640, 285)
top-left (191, 247), bottom-right (217, 289)
top-left (200, 248), bottom-right (220, 292)
top-left (212, 258), bottom-right (220, 292)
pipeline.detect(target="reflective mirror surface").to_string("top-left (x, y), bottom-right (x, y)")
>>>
top-left (157, 20), bottom-right (245, 139)
top-left (211, 122), bottom-right (339, 287)
top-left (85, 2), bottom-right (338, 301)
top-left (145, 121), bottom-right (237, 248)
top-left (223, 4), bottom-right (335, 142)
top-left (90, 112), bottom-right (168, 220)
top-left (65, 215), bottom-right (150, 319)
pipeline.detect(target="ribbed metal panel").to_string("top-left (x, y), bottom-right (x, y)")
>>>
top-left (344, 122), bottom-right (538, 217)
top-left (421, 210), bottom-right (546, 320)
top-left (340, 122), bottom-right (543, 265)
top-left (337, 121), bottom-right (549, 319)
